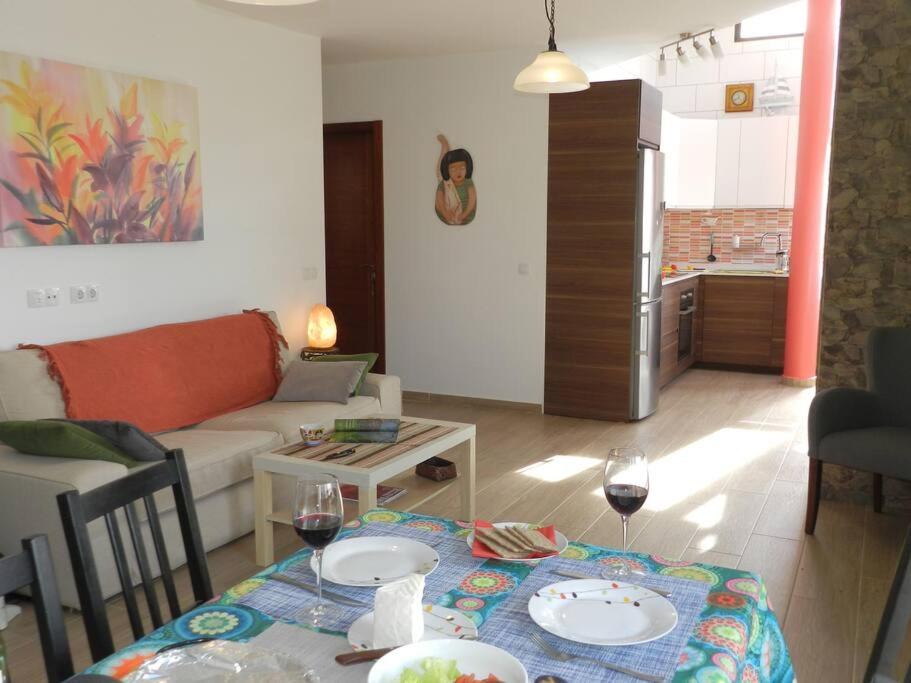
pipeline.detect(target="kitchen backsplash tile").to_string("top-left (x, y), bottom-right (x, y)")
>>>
top-left (663, 208), bottom-right (793, 266)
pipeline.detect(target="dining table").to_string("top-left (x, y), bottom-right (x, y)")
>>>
top-left (78, 509), bottom-right (795, 682)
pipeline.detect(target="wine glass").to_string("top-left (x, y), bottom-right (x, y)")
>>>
top-left (601, 447), bottom-right (649, 580)
top-left (293, 473), bottom-right (344, 627)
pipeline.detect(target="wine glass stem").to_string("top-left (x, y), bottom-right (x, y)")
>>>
top-left (315, 548), bottom-right (324, 609)
top-left (621, 514), bottom-right (630, 553)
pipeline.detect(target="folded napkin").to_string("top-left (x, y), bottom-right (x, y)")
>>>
top-left (372, 573), bottom-right (425, 648)
top-left (471, 520), bottom-right (559, 560)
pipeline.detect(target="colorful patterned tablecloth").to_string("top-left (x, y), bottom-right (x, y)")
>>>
top-left (83, 510), bottom-right (795, 682)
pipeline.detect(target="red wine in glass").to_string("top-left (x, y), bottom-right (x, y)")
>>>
top-left (601, 448), bottom-right (649, 580)
top-left (293, 474), bottom-right (343, 627)
top-left (604, 484), bottom-right (649, 516)
top-left (294, 513), bottom-right (343, 549)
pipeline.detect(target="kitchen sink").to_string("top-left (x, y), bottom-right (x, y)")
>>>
top-left (707, 269), bottom-right (786, 275)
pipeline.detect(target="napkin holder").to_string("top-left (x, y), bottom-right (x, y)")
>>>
top-left (372, 574), bottom-right (425, 648)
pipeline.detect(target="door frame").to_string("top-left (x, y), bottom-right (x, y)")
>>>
top-left (323, 120), bottom-right (386, 372)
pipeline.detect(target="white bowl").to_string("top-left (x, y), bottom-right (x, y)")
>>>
top-left (367, 639), bottom-right (528, 683)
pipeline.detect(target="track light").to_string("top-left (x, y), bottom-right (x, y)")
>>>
top-left (675, 43), bottom-right (688, 63)
top-left (658, 49), bottom-right (667, 76)
top-left (709, 32), bottom-right (724, 58)
top-left (692, 37), bottom-right (706, 55)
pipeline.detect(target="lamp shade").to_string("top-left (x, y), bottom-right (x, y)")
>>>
top-left (513, 50), bottom-right (590, 94)
top-left (307, 304), bottom-right (337, 348)
top-left (225, 1), bottom-right (318, 4)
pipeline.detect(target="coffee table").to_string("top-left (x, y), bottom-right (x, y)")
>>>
top-left (252, 416), bottom-right (476, 565)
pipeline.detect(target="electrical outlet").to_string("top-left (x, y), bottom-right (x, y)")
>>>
top-left (302, 267), bottom-right (319, 281)
top-left (44, 287), bottom-right (60, 306)
top-left (86, 284), bottom-right (100, 302)
top-left (70, 286), bottom-right (88, 304)
top-left (518, 263), bottom-right (530, 275)
top-left (27, 289), bottom-right (46, 308)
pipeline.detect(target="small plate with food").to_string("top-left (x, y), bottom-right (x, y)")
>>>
top-left (367, 640), bottom-right (527, 683)
top-left (467, 522), bottom-right (568, 563)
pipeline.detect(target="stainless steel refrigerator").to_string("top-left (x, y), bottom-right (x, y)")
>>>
top-left (630, 148), bottom-right (665, 420)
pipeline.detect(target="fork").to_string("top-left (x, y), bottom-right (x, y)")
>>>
top-left (529, 631), bottom-right (664, 683)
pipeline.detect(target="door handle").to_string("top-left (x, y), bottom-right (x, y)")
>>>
top-left (640, 252), bottom-right (651, 299)
top-left (637, 310), bottom-right (649, 356)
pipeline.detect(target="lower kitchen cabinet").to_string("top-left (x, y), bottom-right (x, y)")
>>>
top-left (659, 277), bottom-right (699, 389)
top-left (661, 275), bottom-right (789, 389)
top-left (699, 275), bottom-right (788, 369)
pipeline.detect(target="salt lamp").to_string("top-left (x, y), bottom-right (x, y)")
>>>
top-left (307, 304), bottom-right (337, 348)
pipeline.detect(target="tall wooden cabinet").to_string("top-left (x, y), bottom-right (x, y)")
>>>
top-left (544, 80), bottom-right (663, 421)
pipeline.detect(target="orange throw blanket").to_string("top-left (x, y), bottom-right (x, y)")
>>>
top-left (21, 311), bottom-right (287, 433)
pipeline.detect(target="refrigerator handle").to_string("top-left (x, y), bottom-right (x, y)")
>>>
top-left (636, 310), bottom-right (649, 356)
top-left (640, 252), bottom-right (651, 299)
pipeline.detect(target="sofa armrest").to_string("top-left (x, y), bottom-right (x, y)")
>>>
top-left (0, 447), bottom-right (129, 608)
top-left (808, 387), bottom-right (884, 458)
top-left (361, 373), bottom-right (402, 417)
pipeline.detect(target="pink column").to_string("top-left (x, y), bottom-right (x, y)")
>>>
top-left (783, 0), bottom-right (841, 384)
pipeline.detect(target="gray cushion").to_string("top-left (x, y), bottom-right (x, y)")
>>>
top-left (272, 360), bottom-right (367, 404)
top-left (818, 427), bottom-right (911, 480)
top-left (47, 419), bottom-right (167, 462)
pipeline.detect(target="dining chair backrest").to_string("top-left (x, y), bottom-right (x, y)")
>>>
top-left (866, 327), bottom-right (911, 428)
top-left (56, 449), bottom-right (213, 662)
top-left (865, 528), bottom-right (911, 682)
top-left (0, 535), bottom-right (74, 682)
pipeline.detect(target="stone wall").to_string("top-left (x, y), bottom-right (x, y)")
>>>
top-left (819, 0), bottom-right (911, 501)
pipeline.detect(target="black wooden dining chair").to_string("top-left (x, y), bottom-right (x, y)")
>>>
top-left (865, 527), bottom-right (911, 681)
top-left (56, 449), bottom-right (213, 662)
top-left (0, 535), bottom-right (74, 682)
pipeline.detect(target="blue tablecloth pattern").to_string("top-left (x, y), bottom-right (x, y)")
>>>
top-left (83, 509), bottom-right (794, 682)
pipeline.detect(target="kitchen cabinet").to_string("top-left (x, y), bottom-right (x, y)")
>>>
top-left (737, 117), bottom-right (790, 207)
top-left (545, 79), bottom-right (664, 422)
top-left (660, 276), bottom-right (699, 388)
top-left (697, 275), bottom-right (789, 368)
top-left (665, 114), bottom-right (798, 209)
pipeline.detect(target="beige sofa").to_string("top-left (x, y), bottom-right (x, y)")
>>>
top-left (0, 318), bottom-right (401, 608)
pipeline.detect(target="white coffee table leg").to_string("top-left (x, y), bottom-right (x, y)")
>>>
top-left (461, 435), bottom-right (476, 521)
top-left (254, 469), bottom-right (274, 566)
top-left (359, 483), bottom-right (378, 516)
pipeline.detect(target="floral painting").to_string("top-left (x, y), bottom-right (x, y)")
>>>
top-left (0, 51), bottom-right (203, 247)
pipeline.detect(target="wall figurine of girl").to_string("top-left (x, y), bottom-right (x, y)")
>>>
top-left (435, 134), bottom-right (476, 226)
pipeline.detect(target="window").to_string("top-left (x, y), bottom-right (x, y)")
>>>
top-left (735, 0), bottom-right (807, 42)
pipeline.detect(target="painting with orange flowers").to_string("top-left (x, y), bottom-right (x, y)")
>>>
top-left (0, 51), bottom-right (203, 247)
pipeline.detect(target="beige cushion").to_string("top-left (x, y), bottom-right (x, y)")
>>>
top-left (155, 429), bottom-right (283, 503)
top-left (273, 360), bottom-right (367, 403)
top-left (0, 348), bottom-right (66, 422)
top-left (0, 443), bottom-right (127, 492)
top-left (195, 396), bottom-right (380, 442)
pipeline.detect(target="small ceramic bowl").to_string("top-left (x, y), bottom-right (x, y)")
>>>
top-left (299, 424), bottom-right (326, 446)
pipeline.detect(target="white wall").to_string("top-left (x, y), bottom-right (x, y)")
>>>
top-left (0, 0), bottom-right (324, 350)
top-left (323, 51), bottom-right (548, 404)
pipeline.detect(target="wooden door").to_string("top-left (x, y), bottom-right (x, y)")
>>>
top-left (323, 122), bottom-right (385, 372)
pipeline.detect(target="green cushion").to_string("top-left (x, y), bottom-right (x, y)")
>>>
top-left (0, 420), bottom-right (139, 468)
top-left (311, 353), bottom-right (378, 395)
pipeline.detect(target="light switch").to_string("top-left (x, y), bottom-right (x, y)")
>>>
top-left (518, 263), bottom-right (530, 275)
top-left (27, 289), bottom-right (46, 308)
top-left (302, 267), bottom-right (319, 281)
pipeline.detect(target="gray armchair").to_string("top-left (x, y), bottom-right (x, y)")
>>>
top-left (806, 327), bottom-right (911, 534)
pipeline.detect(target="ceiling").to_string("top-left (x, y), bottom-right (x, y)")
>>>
top-left (207, 0), bottom-right (792, 68)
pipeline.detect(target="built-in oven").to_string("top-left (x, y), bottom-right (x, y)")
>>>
top-left (678, 288), bottom-right (695, 360)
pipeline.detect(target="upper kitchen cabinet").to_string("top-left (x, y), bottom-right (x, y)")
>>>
top-left (664, 113), bottom-right (799, 209)
top-left (737, 117), bottom-right (790, 207)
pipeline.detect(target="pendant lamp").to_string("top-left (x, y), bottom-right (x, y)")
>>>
top-left (224, 0), bottom-right (318, 5)
top-left (514, 0), bottom-right (589, 94)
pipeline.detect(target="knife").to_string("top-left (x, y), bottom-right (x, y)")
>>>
top-left (336, 647), bottom-right (395, 665)
top-left (268, 572), bottom-right (369, 607)
top-left (549, 569), bottom-right (672, 598)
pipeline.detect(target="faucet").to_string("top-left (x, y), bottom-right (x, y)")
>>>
top-left (759, 232), bottom-right (789, 272)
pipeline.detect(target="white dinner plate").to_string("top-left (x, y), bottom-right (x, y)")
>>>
top-left (528, 579), bottom-right (678, 646)
top-left (311, 536), bottom-right (439, 587)
top-left (466, 522), bottom-right (569, 563)
top-left (368, 639), bottom-right (528, 683)
top-left (347, 605), bottom-right (478, 650)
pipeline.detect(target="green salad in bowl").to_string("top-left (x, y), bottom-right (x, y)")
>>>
top-left (394, 657), bottom-right (503, 683)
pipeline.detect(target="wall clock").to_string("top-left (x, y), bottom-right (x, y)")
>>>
top-left (725, 83), bottom-right (755, 113)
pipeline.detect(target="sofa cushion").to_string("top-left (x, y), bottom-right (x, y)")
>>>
top-left (0, 420), bottom-right (138, 467)
top-left (194, 396), bottom-right (380, 442)
top-left (273, 360), bottom-right (366, 403)
top-left (0, 444), bottom-right (128, 493)
top-left (311, 353), bottom-right (378, 395)
top-left (819, 427), bottom-right (911, 480)
top-left (0, 348), bottom-right (66, 422)
top-left (54, 420), bottom-right (167, 462)
top-left (155, 429), bottom-right (283, 503)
